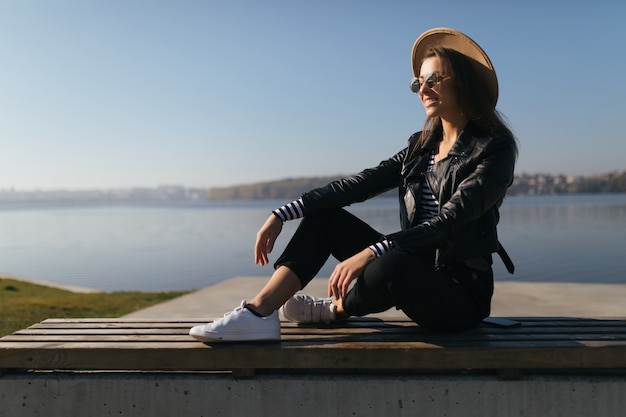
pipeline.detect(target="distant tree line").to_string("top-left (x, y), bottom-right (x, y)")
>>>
top-left (207, 176), bottom-right (345, 200)
top-left (509, 171), bottom-right (626, 196)
top-left (207, 171), bottom-right (626, 200)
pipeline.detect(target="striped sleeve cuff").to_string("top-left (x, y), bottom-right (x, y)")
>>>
top-left (368, 239), bottom-right (393, 257)
top-left (272, 198), bottom-right (305, 222)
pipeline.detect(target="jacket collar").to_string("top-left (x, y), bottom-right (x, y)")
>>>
top-left (404, 122), bottom-right (485, 176)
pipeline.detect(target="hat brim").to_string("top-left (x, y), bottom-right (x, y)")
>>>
top-left (411, 28), bottom-right (498, 107)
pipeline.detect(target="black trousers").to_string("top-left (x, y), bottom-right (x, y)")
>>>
top-left (275, 208), bottom-right (492, 331)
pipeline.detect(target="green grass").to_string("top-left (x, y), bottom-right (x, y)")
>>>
top-left (0, 278), bottom-right (191, 337)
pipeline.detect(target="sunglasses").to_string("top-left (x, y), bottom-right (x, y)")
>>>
top-left (410, 72), bottom-right (451, 93)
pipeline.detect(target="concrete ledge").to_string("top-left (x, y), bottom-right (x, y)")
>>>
top-left (1, 372), bottom-right (625, 417)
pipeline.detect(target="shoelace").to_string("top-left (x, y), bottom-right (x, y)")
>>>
top-left (306, 298), bottom-right (332, 322)
top-left (219, 302), bottom-right (246, 320)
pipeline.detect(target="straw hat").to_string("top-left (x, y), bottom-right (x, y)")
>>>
top-left (411, 28), bottom-right (498, 107)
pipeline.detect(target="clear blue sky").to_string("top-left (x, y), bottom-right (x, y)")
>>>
top-left (1, 1), bottom-right (625, 190)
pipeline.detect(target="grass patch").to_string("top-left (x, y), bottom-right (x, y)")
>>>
top-left (0, 278), bottom-right (190, 337)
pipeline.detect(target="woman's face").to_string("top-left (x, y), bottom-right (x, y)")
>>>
top-left (418, 56), bottom-right (460, 120)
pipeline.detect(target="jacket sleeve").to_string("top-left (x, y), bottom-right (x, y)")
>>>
top-left (386, 135), bottom-right (517, 251)
top-left (300, 149), bottom-right (406, 213)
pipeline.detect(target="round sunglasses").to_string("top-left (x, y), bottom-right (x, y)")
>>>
top-left (410, 72), bottom-right (452, 93)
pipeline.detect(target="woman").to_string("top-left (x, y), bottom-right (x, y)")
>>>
top-left (190, 28), bottom-right (517, 342)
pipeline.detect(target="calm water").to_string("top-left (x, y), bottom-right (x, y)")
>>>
top-left (1, 194), bottom-right (625, 291)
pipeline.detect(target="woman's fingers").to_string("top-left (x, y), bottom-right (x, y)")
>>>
top-left (328, 267), bottom-right (355, 299)
top-left (328, 249), bottom-right (376, 298)
top-left (254, 215), bottom-right (283, 266)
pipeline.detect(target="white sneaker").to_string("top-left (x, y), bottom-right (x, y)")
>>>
top-left (280, 294), bottom-right (338, 324)
top-left (189, 300), bottom-right (280, 342)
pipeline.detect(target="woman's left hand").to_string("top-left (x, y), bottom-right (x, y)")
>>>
top-left (328, 248), bottom-right (376, 299)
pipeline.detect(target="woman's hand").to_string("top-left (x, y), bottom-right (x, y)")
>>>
top-left (254, 214), bottom-right (283, 266)
top-left (328, 248), bottom-right (376, 299)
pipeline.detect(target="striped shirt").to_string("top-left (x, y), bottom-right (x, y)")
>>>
top-left (414, 151), bottom-right (439, 224)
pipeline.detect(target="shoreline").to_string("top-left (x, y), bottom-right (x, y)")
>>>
top-left (1, 274), bottom-right (102, 294)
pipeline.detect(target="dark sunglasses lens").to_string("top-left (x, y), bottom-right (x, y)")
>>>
top-left (424, 73), bottom-right (436, 88)
top-left (410, 78), bottom-right (421, 93)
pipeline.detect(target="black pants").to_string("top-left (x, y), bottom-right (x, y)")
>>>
top-left (275, 208), bottom-right (492, 331)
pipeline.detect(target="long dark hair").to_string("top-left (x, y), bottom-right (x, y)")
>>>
top-left (411, 46), bottom-right (516, 154)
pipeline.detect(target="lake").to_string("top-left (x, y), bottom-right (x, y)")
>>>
top-left (1, 193), bottom-right (625, 291)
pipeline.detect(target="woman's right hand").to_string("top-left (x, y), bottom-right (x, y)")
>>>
top-left (254, 214), bottom-right (283, 266)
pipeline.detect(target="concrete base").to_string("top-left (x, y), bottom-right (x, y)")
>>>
top-left (1, 372), bottom-right (625, 417)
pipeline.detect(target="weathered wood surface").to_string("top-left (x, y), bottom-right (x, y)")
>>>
top-left (1, 317), bottom-right (626, 375)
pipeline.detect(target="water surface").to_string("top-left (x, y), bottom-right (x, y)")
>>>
top-left (1, 194), bottom-right (624, 291)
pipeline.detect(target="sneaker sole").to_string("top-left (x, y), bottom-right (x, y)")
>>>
top-left (189, 330), bottom-right (281, 343)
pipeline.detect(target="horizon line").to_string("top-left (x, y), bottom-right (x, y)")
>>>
top-left (1, 170), bottom-right (625, 193)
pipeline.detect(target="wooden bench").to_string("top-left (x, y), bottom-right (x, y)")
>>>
top-left (2, 316), bottom-right (626, 379)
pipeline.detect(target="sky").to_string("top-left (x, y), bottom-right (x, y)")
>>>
top-left (1, 1), bottom-right (625, 190)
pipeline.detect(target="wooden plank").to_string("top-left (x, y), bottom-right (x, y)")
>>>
top-left (26, 322), bottom-right (201, 330)
top-left (27, 318), bottom-right (626, 330)
top-left (0, 335), bottom-right (194, 342)
top-left (5, 334), bottom-right (625, 348)
top-left (35, 316), bottom-right (626, 326)
top-left (12, 328), bottom-right (185, 336)
top-left (3, 331), bottom-right (626, 345)
top-left (2, 317), bottom-right (626, 374)
top-left (6, 323), bottom-right (626, 345)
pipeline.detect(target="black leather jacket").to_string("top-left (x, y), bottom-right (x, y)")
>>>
top-left (301, 122), bottom-right (517, 272)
